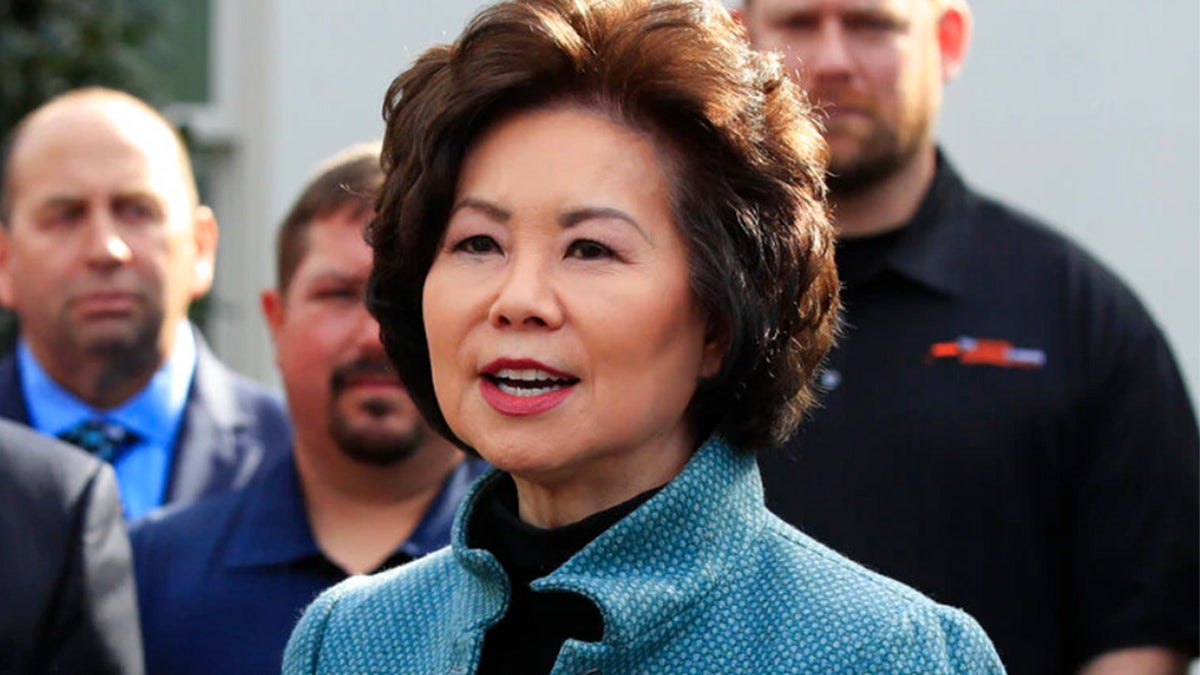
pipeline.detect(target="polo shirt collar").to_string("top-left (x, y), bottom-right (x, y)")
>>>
top-left (879, 149), bottom-right (975, 298)
top-left (225, 455), bottom-right (483, 569)
top-left (223, 454), bottom-right (318, 567)
top-left (18, 320), bottom-right (197, 447)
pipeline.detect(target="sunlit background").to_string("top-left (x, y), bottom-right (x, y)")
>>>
top-left (24, 0), bottom-right (1193, 405)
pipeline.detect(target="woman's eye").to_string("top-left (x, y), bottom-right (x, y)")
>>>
top-left (566, 239), bottom-right (614, 260)
top-left (453, 235), bottom-right (500, 255)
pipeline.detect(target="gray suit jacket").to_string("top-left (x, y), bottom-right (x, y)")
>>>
top-left (0, 419), bottom-right (143, 674)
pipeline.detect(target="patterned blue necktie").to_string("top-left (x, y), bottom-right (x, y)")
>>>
top-left (57, 419), bottom-right (140, 463)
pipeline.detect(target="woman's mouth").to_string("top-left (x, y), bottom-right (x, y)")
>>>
top-left (486, 368), bottom-right (579, 397)
top-left (479, 361), bottom-right (580, 416)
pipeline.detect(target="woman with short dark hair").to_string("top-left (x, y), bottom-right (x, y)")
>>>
top-left (284, 0), bottom-right (1004, 672)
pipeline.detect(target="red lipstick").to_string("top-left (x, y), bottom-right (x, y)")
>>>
top-left (479, 358), bottom-right (578, 416)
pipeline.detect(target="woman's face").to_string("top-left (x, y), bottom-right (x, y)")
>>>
top-left (423, 107), bottom-right (724, 491)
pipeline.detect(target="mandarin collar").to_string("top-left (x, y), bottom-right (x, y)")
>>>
top-left (450, 436), bottom-right (766, 649)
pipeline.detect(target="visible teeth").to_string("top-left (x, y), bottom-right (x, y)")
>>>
top-left (490, 366), bottom-right (576, 397)
top-left (495, 368), bottom-right (565, 382)
top-left (497, 382), bottom-right (565, 397)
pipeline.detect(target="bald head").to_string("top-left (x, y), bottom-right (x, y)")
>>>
top-left (0, 87), bottom-right (198, 223)
top-left (0, 86), bottom-right (218, 408)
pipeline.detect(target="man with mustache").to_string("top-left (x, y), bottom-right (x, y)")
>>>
top-left (739, 1), bottom-right (1198, 673)
top-left (129, 144), bottom-right (481, 675)
top-left (0, 87), bottom-right (290, 519)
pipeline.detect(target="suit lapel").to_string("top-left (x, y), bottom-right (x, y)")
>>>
top-left (164, 335), bottom-right (265, 504)
top-left (0, 353), bottom-right (32, 425)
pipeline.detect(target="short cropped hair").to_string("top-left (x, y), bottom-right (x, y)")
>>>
top-left (275, 143), bottom-right (382, 292)
top-left (0, 87), bottom-right (197, 223)
top-left (368, 0), bottom-right (839, 451)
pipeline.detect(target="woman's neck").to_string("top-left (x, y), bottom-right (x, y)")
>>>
top-left (510, 436), bottom-right (693, 528)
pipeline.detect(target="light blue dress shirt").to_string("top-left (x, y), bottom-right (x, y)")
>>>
top-left (19, 321), bottom-right (198, 519)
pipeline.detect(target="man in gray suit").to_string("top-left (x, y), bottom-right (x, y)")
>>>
top-left (0, 417), bottom-right (142, 674)
top-left (0, 87), bottom-right (289, 519)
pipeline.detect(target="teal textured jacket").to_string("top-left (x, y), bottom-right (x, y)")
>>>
top-left (284, 437), bottom-right (1006, 674)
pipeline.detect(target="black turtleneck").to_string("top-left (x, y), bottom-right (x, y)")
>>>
top-left (469, 475), bottom-right (661, 674)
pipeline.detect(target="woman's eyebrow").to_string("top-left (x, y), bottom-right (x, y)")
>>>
top-left (560, 206), bottom-right (650, 243)
top-left (451, 197), bottom-right (510, 222)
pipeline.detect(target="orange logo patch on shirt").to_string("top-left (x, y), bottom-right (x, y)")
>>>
top-left (926, 336), bottom-right (1046, 369)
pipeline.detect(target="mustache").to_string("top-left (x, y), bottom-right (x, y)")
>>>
top-left (330, 357), bottom-right (399, 394)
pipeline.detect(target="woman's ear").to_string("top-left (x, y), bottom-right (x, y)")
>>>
top-left (700, 317), bottom-right (730, 379)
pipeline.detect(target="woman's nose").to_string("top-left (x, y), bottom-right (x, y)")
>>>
top-left (487, 254), bottom-right (564, 330)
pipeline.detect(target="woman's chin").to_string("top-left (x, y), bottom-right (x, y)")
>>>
top-left (477, 450), bottom-right (575, 485)
top-left (465, 426), bottom-right (571, 470)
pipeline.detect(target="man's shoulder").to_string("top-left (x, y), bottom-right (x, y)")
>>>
top-left (226, 371), bottom-right (290, 426)
top-left (0, 418), bottom-right (103, 503)
top-left (959, 184), bottom-right (1154, 322)
top-left (131, 478), bottom-right (248, 553)
top-left (965, 185), bottom-right (1119, 275)
top-left (0, 420), bottom-right (117, 584)
top-left (189, 340), bottom-right (291, 450)
top-left (128, 480), bottom-right (250, 608)
top-left (966, 188), bottom-right (1092, 260)
top-left (194, 344), bottom-right (287, 416)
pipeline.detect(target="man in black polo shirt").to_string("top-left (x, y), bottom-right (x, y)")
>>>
top-left (740, 0), bottom-right (1199, 673)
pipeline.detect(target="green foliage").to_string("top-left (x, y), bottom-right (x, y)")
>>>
top-left (0, 0), bottom-right (169, 132)
top-left (0, 0), bottom-right (170, 353)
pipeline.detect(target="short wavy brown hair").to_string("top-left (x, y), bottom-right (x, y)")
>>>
top-left (368, 0), bottom-right (839, 452)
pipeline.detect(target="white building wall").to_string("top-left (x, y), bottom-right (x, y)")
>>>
top-left (204, 0), bottom-right (1199, 405)
top-left (201, 0), bottom-right (484, 384)
top-left (193, 0), bottom-right (279, 387)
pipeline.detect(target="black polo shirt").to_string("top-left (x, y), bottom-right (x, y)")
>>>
top-left (759, 154), bottom-right (1199, 675)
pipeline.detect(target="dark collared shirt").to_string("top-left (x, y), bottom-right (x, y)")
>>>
top-left (131, 452), bottom-right (486, 675)
top-left (760, 153), bottom-right (1199, 674)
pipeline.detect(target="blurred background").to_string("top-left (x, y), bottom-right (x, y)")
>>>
top-left (2, 0), bottom-right (1196, 407)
